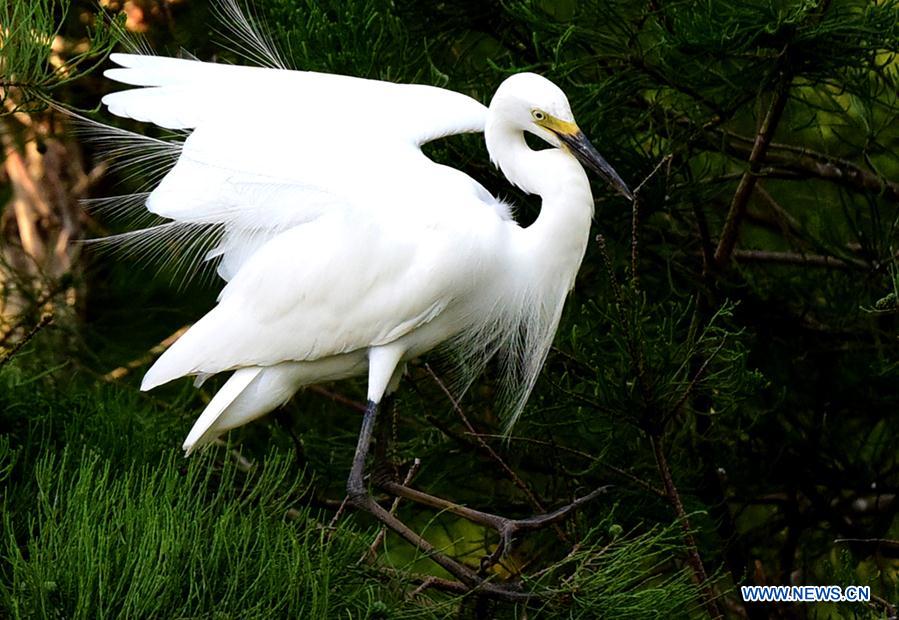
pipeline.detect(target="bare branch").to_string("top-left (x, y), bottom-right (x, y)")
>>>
top-left (651, 435), bottom-right (723, 619)
top-left (103, 325), bottom-right (190, 381)
top-left (367, 458), bottom-right (421, 559)
top-left (0, 313), bottom-right (53, 370)
top-left (714, 78), bottom-right (792, 268)
top-left (732, 249), bottom-right (868, 270)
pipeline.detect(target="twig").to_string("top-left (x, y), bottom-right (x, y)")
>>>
top-left (423, 364), bottom-right (558, 529)
top-left (0, 273), bottom-right (68, 348)
top-left (870, 593), bottom-right (898, 620)
top-left (408, 574), bottom-right (470, 597)
top-left (102, 325), bottom-right (190, 381)
top-left (367, 458), bottom-right (421, 559)
top-left (309, 386), bottom-right (367, 412)
top-left (834, 537), bottom-right (899, 551)
top-left (732, 249), bottom-right (868, 270)
top-left (651, 435), bottom-right (723, 619)
top-left (0, 314), bottom-right (53, 371)
top-left (327, 495), bottom-right (350, 532)
top-left (632, 154), bottom-right (672, 197)
top-left (470, 433), bottom-right (665, 498)
top-left (753, 183), bottom-right (804, 240)
top-left (631, 195), bottom-right (641, 290)
top-left (376, 567), bottom-right (473, 597)
top-left (216, 440), bottom-right (256, 472)
top-left (666, 337), bottom-right (727, 422)
top-left (713, 129), bottom-right (899, 202)
top-left (628, 154), bottom-right (672, 289)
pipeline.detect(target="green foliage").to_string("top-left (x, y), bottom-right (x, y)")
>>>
top-left (3, 448), bottom-right (368, 618)
top-left (523, 517), bottom-right (703, 619)
top-left (0, 359), bottom-right (432, 619)
top-left (0, 349), bottom-right (710, 618)
top-left (0, 0), bottom-right (118, 114)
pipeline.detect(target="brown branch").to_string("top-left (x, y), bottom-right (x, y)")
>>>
top-left (367, 458), bottom-right (421, 559)
top-left (714, 78), bottom-right (792, 268)
top-left (408, 574), bottom-right (470, 597)
top-left (376, 567), bottom-right (472, 597)
top-left (869, 593), bottom-right (897, 619)
top-left (732, 249), bottom-right (868, 270)
top-left (651, 435), bottom-right (723, 619)
top-left (376, 566), bottom-right (532, 603)
top-left (753, 183), bottom-right (804, 240)
top-left (834, 537), bottom-right (899, 552)
top-left (715, 130), bottom-right (899, 202)
top-left (0, 281), bottom-right (62, 348)
top-left (0, 313), bottom-right (53, 371)
top-left (308, 386), bottom-right (367, 413)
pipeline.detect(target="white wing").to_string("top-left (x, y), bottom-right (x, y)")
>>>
top-left (103, 54), bottom-right (486, 141)
top-left (100, 53), bottom-right (496, 280)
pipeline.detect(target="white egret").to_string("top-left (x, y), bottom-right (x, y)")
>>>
top-left (98, 38), bottom-right (631, 595)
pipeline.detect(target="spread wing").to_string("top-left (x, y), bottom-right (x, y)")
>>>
top-left (94, 53), bottom-right (495, 281)
top-left (103, 53), bottom-right (487, 142)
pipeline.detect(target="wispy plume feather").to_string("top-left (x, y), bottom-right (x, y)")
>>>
top-left (209, 0), bottom-right (290, 70)
top-left (84, 221), bottom-right (225, 289)
top-left (73, 0), bottom-right (300, 286)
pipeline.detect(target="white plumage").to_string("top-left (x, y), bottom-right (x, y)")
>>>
top-left (98, 42), bottom-right (631, 455)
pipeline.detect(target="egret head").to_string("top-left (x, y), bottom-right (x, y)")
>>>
top-left (489, 73), bottom-right (633, 200)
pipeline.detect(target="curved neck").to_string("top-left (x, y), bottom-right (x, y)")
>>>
top-left (486, 118), bottom-right (595, 293)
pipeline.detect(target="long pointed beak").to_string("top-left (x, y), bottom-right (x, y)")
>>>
top-left (557, 131), bottom-right (633, 201)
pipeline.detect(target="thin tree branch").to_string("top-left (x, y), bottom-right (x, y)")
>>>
top-left (367, 458), bottom-right (422, 559)
top-left (732, 249), bottom-right (868, 270)
top-left (651, 435), bottom-right (723, 619)
top-left (102, 325), bottom-right (191, 381)
top-left (0, 313), bottom-right (53, 370)
top-left (715, 130), bottom-right (899, 202)
top-left (714, 77), bottom-right (792, 268)
top-left (834, 537), bottom-right (899, 552)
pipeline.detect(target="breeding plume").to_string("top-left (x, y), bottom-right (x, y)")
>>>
top-left (98, 18), bottom-right (631, 593)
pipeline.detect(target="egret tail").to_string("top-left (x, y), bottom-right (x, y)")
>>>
top-left (183, 367), bottom-right (262, 454)
top-left (183, 365), bottom-right (309, 454)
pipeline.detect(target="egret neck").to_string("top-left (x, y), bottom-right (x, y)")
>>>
top-left (485, 119), bottom-right (594, 294)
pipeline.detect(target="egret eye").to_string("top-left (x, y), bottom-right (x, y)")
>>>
top-left (532, 110), bottom-right (546, 121)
